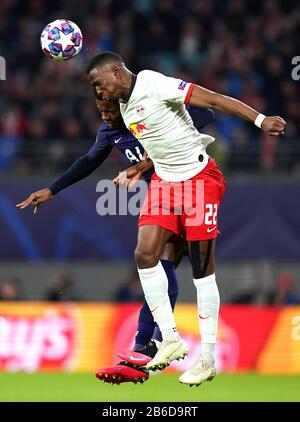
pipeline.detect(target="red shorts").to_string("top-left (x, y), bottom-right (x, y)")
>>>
top-left (138, 158), bottom-right (226, 241)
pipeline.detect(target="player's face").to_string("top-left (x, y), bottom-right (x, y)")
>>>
top-left (96, 99), bottom-right (123, 128)
top-left (88, 64), bottom-right (122, 101)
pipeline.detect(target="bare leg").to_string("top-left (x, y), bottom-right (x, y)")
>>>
top-left (160, 239), bottom-right (186, 268)
top-left (134, 225), bottom-right (174, 269)
top-left (187, 239), bottom-right (215, 278)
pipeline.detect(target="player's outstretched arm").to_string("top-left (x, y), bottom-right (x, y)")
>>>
top-left (188, 85), bottom-right (286, 136)
top-left (16, 188), bottom-right (53, 214)
top-left (16, 145), bottom-right (112, 213)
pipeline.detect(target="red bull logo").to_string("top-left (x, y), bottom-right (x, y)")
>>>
top-left (129, 122), bottom-right (147, 139)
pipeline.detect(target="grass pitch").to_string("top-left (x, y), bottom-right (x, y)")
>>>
top-left (0, 372), bottom-right (299, 402)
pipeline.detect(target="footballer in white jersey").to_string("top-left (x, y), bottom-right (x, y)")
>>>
top-left (119, 69), bottom-right (214, 182)
top-left (87, 51), bottom-right (286, 386)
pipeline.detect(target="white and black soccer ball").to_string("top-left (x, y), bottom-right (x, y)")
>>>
top-left (40, 19), bottom-right (83, 61)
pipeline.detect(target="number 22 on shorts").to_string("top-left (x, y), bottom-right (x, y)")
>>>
top-left (204, 203), bottom-right (218, 226)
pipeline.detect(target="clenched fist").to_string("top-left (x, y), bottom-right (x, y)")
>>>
top-left (261, 116), bottom-right (286, 136)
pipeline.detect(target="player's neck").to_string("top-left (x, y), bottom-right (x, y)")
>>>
top-left (119, 71), bottom-right (136, 102)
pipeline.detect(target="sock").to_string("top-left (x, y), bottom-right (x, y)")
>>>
top-left (138, 261), bottom-right (180, 342)
top-left (134, 303), bottom-right (156, 350)
top-left (152, 260), bottom-right (179, 342)
top-left (193, 273), bottom-right (220, 363)
top-left (134, 260), bottom-right (179, 348)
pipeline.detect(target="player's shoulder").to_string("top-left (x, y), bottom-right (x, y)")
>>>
top-left (96, 122), bottom-right (110, 140)
top-left (136, 70), bottom-right (172, 96)
top-left (138, 69), bottom-right (163, 78)
top-left (98, 122), bottom-right (109, 133)
top-left (137, 69), bottom-right (166, 84)
top-left (96, 122), bottom-right (119, 143)
top-left (96, 122), bottom-right (131, 146)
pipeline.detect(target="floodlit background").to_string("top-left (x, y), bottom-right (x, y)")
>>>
top-left (0, 0), bottom-right (300, 401)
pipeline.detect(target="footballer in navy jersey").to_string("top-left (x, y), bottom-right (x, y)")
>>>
top-left (17, 98), bottom-right (214, 384)
top-left (45, 101), bottom-right (214, 195)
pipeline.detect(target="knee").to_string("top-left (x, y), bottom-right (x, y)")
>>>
top-left (134, 247), bottom-right (160, 269)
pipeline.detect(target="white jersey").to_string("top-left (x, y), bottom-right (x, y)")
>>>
top-left (119, 70), bottom-right (215, 182)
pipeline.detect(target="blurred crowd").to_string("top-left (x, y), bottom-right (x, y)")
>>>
top-left (0, 271), bottom-right (82, 302)
top-left (0, 270), bottom-right (143, 302)
top-left (1, 0), bottom-right (300, 175)
top-left (0, 269), bottom-right (299, 304)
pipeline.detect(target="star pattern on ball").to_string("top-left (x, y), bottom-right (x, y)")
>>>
top-left (59, 31), bottom-right (75, 51)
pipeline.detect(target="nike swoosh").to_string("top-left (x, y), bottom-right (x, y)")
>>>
top-left (114, 137), bottom-right (122, 143)
top-left (199, 315), bottom-right (211, 320)
top-left (150, 306), bottom-right (159, 313)
top-left (126, 356), bottom-right (146, 362)
top-left (207, 226), bottom-right (217, 233)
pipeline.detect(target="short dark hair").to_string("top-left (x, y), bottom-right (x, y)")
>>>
top-left (95, 93), bottom-right (119, 105)
top-left (86, 51), bottom-right (123, 74)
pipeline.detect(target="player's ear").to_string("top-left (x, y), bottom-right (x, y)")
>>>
top-left (112, 65), bottom-right (120, 79)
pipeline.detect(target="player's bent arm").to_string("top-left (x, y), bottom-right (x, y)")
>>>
top-left (135, 157), bottom-right (153, 174)
top-left (113, 158), bottom-right (154, 189)
top-left (188, 85), bottom-right (286, 136)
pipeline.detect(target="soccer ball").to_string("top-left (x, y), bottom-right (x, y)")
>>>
top-left (40, 19), bottom-right (82, 61)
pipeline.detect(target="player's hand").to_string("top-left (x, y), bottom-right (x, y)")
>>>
top-left (113, 166), bottom-right (143, 189)
top-left (261, 116), bottom-right (286, 136)
top-left (16, 188), bottom-right (54, 214)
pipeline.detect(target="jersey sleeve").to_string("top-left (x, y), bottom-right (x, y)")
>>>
top-left (142, 70), bottom-right (195, 105)
top-left (48, 127), bottom-right (112, 195)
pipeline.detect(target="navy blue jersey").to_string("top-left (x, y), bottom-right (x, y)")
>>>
top-left (49, 106), bottom-right (214, 194)
top-left (91, 105), bottom-right (214, 183)
top-left (91, 123), bottom-right (154, 182)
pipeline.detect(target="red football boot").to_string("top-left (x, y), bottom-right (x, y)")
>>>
top-left (95, 362), bottom-right (149, 384)
top-left (119, 340), bottom-right (158, 363)
top-left (95, 341), bottom-right (157, 385)
top-left (117, 350), bottom-right (153, 366)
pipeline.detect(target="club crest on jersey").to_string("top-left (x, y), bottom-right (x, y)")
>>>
top-left (136, 105), bottom-right (145, 117)
top-left (178, 80), bottom-right (187, 90)
top-left (129, 122), bottom-right (147, 139)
